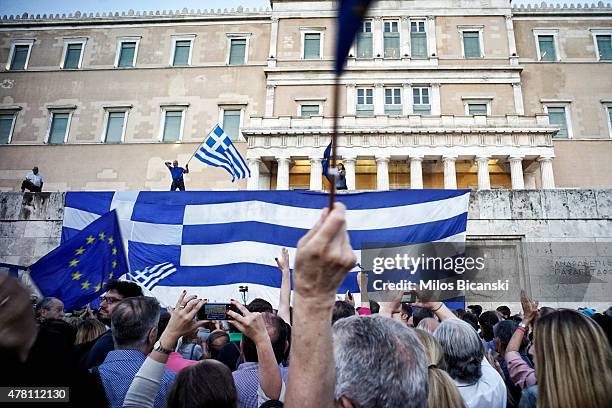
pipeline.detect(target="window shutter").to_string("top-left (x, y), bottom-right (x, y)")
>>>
top-left (547, 107), bottom-right (568, 138)
top-left (105, 112), bottom-right (125, 143)
top-left (118, 42), bottom-right (136, 67)
top-left (229, 39), bottom-right (246, 65)
top-left (304, 34), bottom-right (320, 59)
top-left (64, 43), bottom-right (82, 69)
top-left (384, 32), bottom-right (400, 58)
top-left (11, 45), bottom-right (29, 70)
top-left (49, 113), bottom-right (69, 144)
top-left (463, 32), bottom-right (481, 58)
top-left (357, 32), bottom-right (373, 58)
top-left (538, 36), bottom-right (556, 61)
top-left (173, 41), bottom-right (191, 66)
top-left (411, 32), bottom-right (427, 58)
top-left (223, 110), bottom-right (241, 140)
top-left (163, 111), bottom-right (182, 142)
top-left (468, 104), bottom-right (488, 115)
top-left (597, 35), bottom-right (612, 60)
top-left (0, 114), bottom-right (13, 144)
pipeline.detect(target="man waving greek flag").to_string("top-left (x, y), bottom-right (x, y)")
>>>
top-left (192, 125), bottom-right (251, 182)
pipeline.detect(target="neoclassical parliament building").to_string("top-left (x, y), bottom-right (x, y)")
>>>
top-left (0, 0), bottom-right (611, 192)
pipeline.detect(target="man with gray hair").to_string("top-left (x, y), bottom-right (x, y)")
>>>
top-left (434, 318), bottom-right (506, 408)
top-left (333, 315), bottom-right (428, 408)
top-left (96, 297), bottom-right (175, 408)
top-left (36, 297), bottom-right (64, 322)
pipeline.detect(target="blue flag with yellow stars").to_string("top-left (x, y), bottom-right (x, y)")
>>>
top-left (29, 210), bottom-right (128, 311)
top-left (335, 0), bottom-right (375, 73)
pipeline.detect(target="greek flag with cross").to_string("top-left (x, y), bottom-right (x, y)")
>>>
top-left (29, 209), bottom-right (128, 311)
top-left (194, 124), bottom-right (250, 182)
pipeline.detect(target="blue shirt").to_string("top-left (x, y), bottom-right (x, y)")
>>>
top-left (98, 349), bottom-right (176, 408)
top-left (232, 362), bottom-right (289, 408)
top-left (168, 166), bottom-right (185, 181)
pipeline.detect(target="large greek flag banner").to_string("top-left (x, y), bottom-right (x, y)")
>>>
top-left (61, 190), bottom-right (470, 307)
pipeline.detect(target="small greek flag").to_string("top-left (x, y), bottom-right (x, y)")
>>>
top-left (128, 262), bottom-right (177, 292)
top-left (194, 125), bottom-right (251, 182)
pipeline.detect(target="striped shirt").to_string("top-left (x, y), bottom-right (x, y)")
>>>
top-left (98, 349), bottom-right (176, 408)
top-left (232, 362), bottom-right (289, 408)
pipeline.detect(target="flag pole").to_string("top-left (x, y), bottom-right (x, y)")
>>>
top-left (186, 124), bottom-right (216, 166)
top-left (328, 74), bottom-right (340, 210)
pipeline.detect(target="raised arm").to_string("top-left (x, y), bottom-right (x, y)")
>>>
top-left (285, 203), bottom-right (356, 408)
top-left (164, 161), bottom-right (172, 169)
top-left (228, 301), bottom-right (282, 402)
top-left (275, 248), bottom-right (292, 324)
top-left (357, 271), bottom-right (370, 309)
top-left (184, 164), bottom-right (189, 174)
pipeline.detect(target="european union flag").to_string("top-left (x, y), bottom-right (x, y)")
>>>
top-left (335, 0), bottom-right (375, 73)
top-left (29, 210), bottom-right (128, 311)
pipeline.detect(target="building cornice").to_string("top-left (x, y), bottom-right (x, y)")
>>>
top-left (511, 2), bottom-right (612, 17)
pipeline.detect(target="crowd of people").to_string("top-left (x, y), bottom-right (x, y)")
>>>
top-left (1, 203), bottom-right (612, 407)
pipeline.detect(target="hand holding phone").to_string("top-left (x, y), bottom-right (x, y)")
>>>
top-left (196, 303), bottom-right (241, 321)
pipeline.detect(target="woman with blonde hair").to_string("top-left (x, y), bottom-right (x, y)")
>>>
top-left (521, 309), bottom-right (612, 408)
top-left (415, 328), bottom-right (465, 408)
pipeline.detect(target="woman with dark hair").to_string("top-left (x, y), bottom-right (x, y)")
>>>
top-left (167, 360), bottom-right (237, 408)
top-left (206, 331), bottom-right (230, 360)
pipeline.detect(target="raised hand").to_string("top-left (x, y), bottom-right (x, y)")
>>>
top-left (160, 291), bottom-right (207, 349)
top-left (227, 300), bottom-right (269, 344)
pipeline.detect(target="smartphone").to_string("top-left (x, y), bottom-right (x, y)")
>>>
top-left (401, 292), bottom-right (417, 304)
top-left (197, 303), bottom-right (240, 321)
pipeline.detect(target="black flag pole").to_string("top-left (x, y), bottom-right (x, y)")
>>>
top-left (328, 74), bottom-right (340, 209)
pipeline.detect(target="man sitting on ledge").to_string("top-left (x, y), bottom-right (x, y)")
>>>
top-left (21, 166), bottom-right (44, 192)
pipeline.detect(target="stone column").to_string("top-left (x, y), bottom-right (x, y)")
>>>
top-left (427, 16), bottom-right (437, 58)
top-left (376, 156), bottom-right (390, 191)
top-left (265, 84), bottom-right (275, 117)
top-left (402, 83), bottom-right (413, 115)
top-left (268, 17), bottom-right (279, 67)
top-left (505, 15), bottom-right (519, 66)
top-left (247, 158), bottom-right (261, 190)
top-left (442, 155), bottom-right (457, 189)
top-left (430, 83), bottom-right (441, 115)
top-left (309, 157), bottom-right (322, 191)
top-left (374, 83), bottom-right (385, 115)
top-left (346, 83), bottom-right (356, 115)
top-left (509, 155), bottom-right (525, 189)
top-left (373, 17), bottom-right (383, 59)
top-left (343, 156), bottom-right (356, 190)
top-left (410, 155), bottom-right (424, 189)
top-left (539, 156), bottom-right (555, 189)
top-left (400, 16), bottom-right (411, 59)
top-left (476, 156), bottom-right (491, 190)
top-left (276, 157), bottom-right (290, 190)
top-left (513, 83), bottom-right (524, 115)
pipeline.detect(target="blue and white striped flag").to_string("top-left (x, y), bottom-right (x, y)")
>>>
top-left (60, 190), bottom-right (470, 308)
top-left (194, 125), bottom-right (250, 182)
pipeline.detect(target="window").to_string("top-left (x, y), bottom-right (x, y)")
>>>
top-left (303, 33), bottom-right (321, 59)
top-left (300, 105), bottom-right (320, 117)
top-left (410, 20), bottom-right (427, 58)
top-left (172, 37), bottom-right (194, 66)
top-left (222, 109), bottom-right (242, 140)
top-left (545, 106), bottom-right (570, 138)
top-left (356, 21), bottom-right (373, 59)
top-left (161, 110), bottom-right (184, 142)
top-left (383, 21), bottom-right (400, 59)
top-left (356, 88), bottom-right (374, 116)
top-left (47, 112), bottom-right (71, 144)
top-left (384, 88), bottom-right (402, 115)
top-left (0, 112), bottom-right (17, 144)
top-left (468, 103), bottom-right (488, 115)
top-left (103, 111), bottom-right (127, 143)
top-left (7, 40), bottom-right (34, 70)
top-left (413, 87), bottom-right (431, 115)
top-left (115, 38), bottom-right (140, 68)
top-left (229, 38), bottom-right (247, 65)
top-left (61, 40), bottom-right (86, 69)
top-left (537, 35), bottom-right (557, 61)
top-left (462, 31), bottom-right (482, 59)
top-left (595, 34), bottom-right (612, 61)
top-left (607, 105), bottom-right (612, 138)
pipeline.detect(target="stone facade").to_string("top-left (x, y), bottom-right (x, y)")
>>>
top-left (0, 1), bottom-right (610, 192)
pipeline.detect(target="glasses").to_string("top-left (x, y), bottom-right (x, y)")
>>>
top-left (100, 296), bottom-right (122, 305)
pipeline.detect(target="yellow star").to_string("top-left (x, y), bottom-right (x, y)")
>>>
top-left (94, 283), bottom-right (101, 292)
top-left (112, 260), bottom-right (117, 269)
top-left (69, 259), bottom-right (79, 267)
top-left (108, 237), bottom-right (114, 245)
top-left (86, 236), bottom-right (96, 244)
top-left (112, 247), bottom-right (117, 255)
top-left (99, 232), bottom-right (106, 241)
top-left (71, 271), bottom-right (82, 280)
top-left (81, 281), bottom-right (91, 290)
top-left (75, 247), bottom-right (85, 255)
top-left (108, 272), bottom-right (114, 279)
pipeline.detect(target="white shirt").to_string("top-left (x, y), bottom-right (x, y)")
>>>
top-left (455, 357), bottom-right (507, 408)
top-left (26, 172), bottom-right (44, 187)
